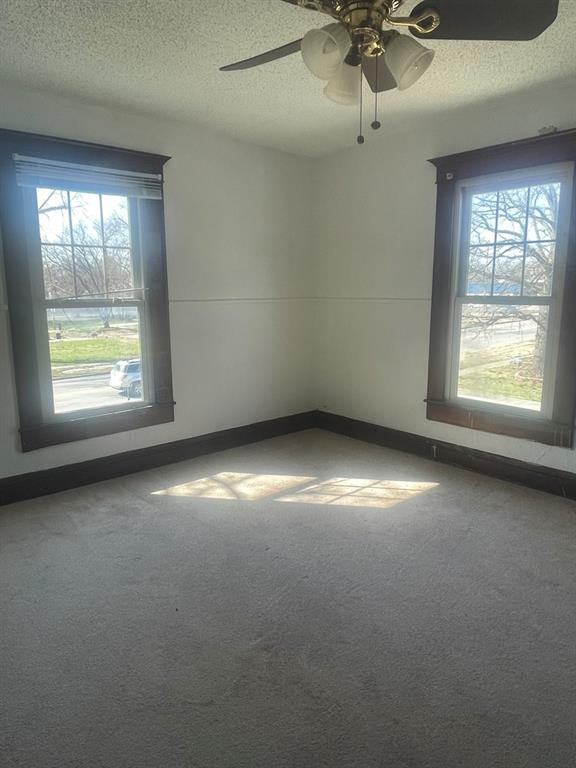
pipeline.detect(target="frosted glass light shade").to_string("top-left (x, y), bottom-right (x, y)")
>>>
top-left (301, 23), bottom-right (351, 81)
top-left (385, 34), bottom-right (434, 91)
top-left (323, 63), bottom-right (361, 106)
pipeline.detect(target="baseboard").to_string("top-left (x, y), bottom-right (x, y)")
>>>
top-left (0, 411), bottom-right (317, 506)
top-left (3, 409), bottom-right (576, 506)
top-left (317, 411), bottom-right (576, 502)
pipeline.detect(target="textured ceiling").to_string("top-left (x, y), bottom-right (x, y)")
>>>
top-left (0, 0), bottom-right (575, 156)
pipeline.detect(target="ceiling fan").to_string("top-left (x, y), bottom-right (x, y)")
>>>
top-left (220, 0), bottom-right (560, 113)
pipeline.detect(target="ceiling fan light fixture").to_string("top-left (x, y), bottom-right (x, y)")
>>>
top-left (384, 33), bottom-right (435, 91)
top-left (301, 23), bottom-right (351, 80)
top-left (323, 62), bottom-right (361, 106)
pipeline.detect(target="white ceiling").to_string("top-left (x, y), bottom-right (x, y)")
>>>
top-left (1, 1), bottom-right (575, 157)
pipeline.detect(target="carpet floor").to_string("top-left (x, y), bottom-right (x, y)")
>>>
top-left (1, 429), bottom-right (576, 767)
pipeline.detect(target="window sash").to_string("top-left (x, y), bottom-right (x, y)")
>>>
top-left (40, 302), bottom-right (152, 423)
top-left (448, 298), bottom-right (556, 419)
top-left (36, 188), bottom-right (140, 301)
top-left (35, 301), bottom-right (150, 419)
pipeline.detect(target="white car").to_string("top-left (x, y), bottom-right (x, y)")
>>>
top-left (109, 359), bottom-right (142, 398)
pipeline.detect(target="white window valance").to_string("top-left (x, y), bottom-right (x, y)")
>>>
top-left (13, 154), bottom-right (163, 199)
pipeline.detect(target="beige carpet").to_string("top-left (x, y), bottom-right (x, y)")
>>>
top-left (1, 429), bottom-right (576, 767)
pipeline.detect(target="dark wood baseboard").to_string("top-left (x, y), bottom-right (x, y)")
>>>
top-left (0, 411), bottom-right (317, 506)
top-left (2, 409), bottom-right (576, 507)
top-left (317, 411), bottom-right (576, 502)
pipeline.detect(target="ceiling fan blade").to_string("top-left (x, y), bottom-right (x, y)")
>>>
top-left (279, 0), bottom-right (326, 10)
top-left (220, 39), bottom-right (302, 71)
top-left (362, 55), bottom-right (397, 93)
top-left (410, 0), bottom-right (559, 41)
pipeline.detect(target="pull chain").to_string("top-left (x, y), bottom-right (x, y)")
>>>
top-left (372, 53), bottom-right (381, 131)
top-left (357, 65), bottom-right (365, 145)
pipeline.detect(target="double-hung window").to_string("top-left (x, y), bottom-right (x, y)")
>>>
top-left (0, 131), bottom-right (174, 451)
top-left (427, 131), bottom-right (576, 447)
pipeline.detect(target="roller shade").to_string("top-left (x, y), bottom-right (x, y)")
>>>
top-left (13, 154), bottom-right (163, 199)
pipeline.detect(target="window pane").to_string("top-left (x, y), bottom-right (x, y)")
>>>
top-left (42, 245), bottom-right (75, 298)
top-left (102, 195), bottom-right (130, 248)
top-left (47, 306), bottom-right (143, 414)
top-left (35, 188), bottom-right (135, 299)
top-left (463, 180), bottom-right (563, 299)
top-left (493, 244), bottom-right (523, 296)
top-left (496, 186), bottom-right (529, 243)
top-left (470, 192), bottom-right (497, 246)
top-left (527, 183), bottom-right (560, 242)
top-left (457, 304), bottom-right (549, 411)
top-left (466, 245), bottom-right (493, 295)
top-left (523, 243), bottom-right (555, 297)
top-left (106, 248), bottom-right (133, 294)
top-left (36, 188), bottom-right (70, 244)
top-left (74, 245), bottom-right (106, 296)
top-left (70, 192), bottom-right (103, 246)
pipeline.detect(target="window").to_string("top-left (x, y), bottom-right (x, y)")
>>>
top-left (0, 131), bottom-right (174, 450)
top-left (451, 167), bottom-right (571, 414)
top-left (427, 131), bottom-right (576, 447)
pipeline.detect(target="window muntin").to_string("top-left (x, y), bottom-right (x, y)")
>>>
top-left (448, 166), bottom-right (573, 415)
top-left (34, 187), bottom-right (148, 417)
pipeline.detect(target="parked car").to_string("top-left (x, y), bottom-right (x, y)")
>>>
top-left (109, 359), bottom-right (142, 399)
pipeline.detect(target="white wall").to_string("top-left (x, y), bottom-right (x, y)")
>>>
top-left (313, 80), bottom-right (576, 473)
top-left (0, 81), bottom-right (315, 479)
top-left (4, 76), bottom-right (576, 482)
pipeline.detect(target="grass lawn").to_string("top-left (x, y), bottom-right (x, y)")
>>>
top-left (458, 341), bottom-right (543, 404)
top-left (458, 368), bottom-right (542, 404)
top-left (50, 337), bottom-right (139, 365)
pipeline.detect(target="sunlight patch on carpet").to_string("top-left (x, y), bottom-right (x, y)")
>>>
top-left (152, 472), bottom-right (316, 501)
top-left (277, 478), bottom-right (438, 509)
top-left (152, 473), bottom-right (438, 508)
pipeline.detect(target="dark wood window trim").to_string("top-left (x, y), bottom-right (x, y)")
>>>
top-left (427, 129), bottom-right (576, 448)
top-left (0, 129), bottom-right (174, 451)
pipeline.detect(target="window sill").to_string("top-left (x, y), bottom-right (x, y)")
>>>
top-left (20, 402), bottom-right (175, 452)
top-left (426, 400), bottom-right (573, 448)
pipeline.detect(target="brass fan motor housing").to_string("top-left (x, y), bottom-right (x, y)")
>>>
top-left (338, 2), bottom-right (401, 54)
top-left (292, 0), bottom-right (439, 56)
